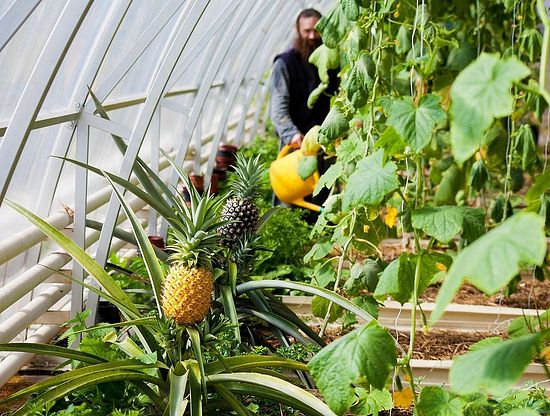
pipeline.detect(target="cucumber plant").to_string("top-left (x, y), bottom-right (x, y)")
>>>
top-left (302, 0), bottom-right (550, 414)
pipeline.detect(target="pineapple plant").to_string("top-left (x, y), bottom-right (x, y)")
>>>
top-left (161, 176), bottom-right (225, 325)
top-left (218, 154), bottom-right (265, 246)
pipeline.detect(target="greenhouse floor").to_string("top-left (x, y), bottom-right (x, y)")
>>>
top-left (0, 374), bottom-right (49, 412)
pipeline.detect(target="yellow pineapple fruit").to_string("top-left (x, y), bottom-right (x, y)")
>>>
top-left (162, 265), bottom-right (213, 325)
top-left (161, 174), bottom-right (224, 325)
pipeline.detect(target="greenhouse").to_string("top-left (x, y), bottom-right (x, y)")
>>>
top-left (0, 0), bottom-right (549, 415)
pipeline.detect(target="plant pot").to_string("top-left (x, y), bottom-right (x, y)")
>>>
top-left (97, 300), bottom-right (122, 324)
top-left (215, 155), bottom-right (235, 171)
top-left (213, 168), bottom-right (227, 182)
top-left (219, 144), bottom-right (238, 154)
top-left (147, 235), bottom-right (165, 250)
top-left (189, 174), bottom-right (204, 194)
top-left (216, 144), bottom-right (238, 171)
top-left (209, 174), bottom-right (219, 194)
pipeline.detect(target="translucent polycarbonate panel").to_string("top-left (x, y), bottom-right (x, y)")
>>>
top-left (0, 0), bottom-right (66, 121)
top-left (0, 125), bottom-right (69, 238)
top-left (96, 1), bottom-right (183, 102)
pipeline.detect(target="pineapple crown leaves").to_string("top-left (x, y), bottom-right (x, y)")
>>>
top-left (229, 154), bottom-right (266, 199)
top-left (168, 175), bottom-right (226, 268)
top-left (229, 231), bottom-right (262, 266)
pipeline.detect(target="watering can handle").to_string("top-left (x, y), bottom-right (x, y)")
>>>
top-left (277, 144), bottom-right (294, 160)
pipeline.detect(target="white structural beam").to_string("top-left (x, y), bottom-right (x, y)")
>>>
top-left (93, 0), bottom-right (186, 103)
top-left (204, 0), bottom-right (290, 181)
top-left (34, 0), bottom-right (131, 221)
top-left (0, 325), bottom-right (60, 387)
top-left (89, 2), bottom-right (213, 314)
top-left (167, 1), bottom-right (254, 196)
top-left (0, 0), bottom-right (93, 205)
top-left (234, 2), bottom-right (301, 144)
top-left (0, 284), bottom-right (70, 343)
top-left (0, 0), bottom-right (43, 53)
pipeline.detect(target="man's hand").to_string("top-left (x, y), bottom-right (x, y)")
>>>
top-left (290, 133), bottom-right (304, 149)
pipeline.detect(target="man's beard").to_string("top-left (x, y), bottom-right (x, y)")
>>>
top-left (294, 36), bottom-right (322, 61)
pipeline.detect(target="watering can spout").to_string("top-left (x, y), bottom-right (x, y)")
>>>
top-left (269, 145), bottom-right (322, 212)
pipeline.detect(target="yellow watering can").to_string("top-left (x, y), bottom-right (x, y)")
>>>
top-left (269, 144), bottom-right (322, 212)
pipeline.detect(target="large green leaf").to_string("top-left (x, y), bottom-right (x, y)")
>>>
top-left (375, 252), bottom-right (452, 304)
top-left (346, 53), bottom-right (375, 108)
top-left (374, 125), bottom-right (406, 156)
top-left (205, 355), bottom-right (308, 375)
top-left (431, 213), bottom-right (546, 324)
top-left (450, 334), bottom-right (540, 395)
top-left (311, 295), bottom-right (343, 323)
top-left (313, 162), bottom-right (343, 196)
top-left (316, 5), bottom-right (348, 49)
top-left (319, 101), bottom-right (350, 145)
top-left (236, 280), bottom-right (376, 324)
top-left (309, 44), bottom-right (340, 84)
top-left (340, 0), bottom-right (360, 20)
top-left (4, 200), bottom-right (139, 317)
top-left (207, 372), bottom-right (336, 415)
top-left (450, 54), bottom-right (530, 162)
top-left (351, 388), bottom-right (393, 415)
top-left (104, 174), bottom-right (164, 316)
top-left (308, 321), bottom-right (396, 415)
top-left (374, 254), bottom-right (414, 304)
top-left (416, 386), bottom-right (463, 416)
top-left (342, 149), bottom-right (399, 211)
top-left (348, 25), bottom-right (368, 59)
top-left (168, 364), bottom-right (189, 416)
top-left (411, 206), bottom-right (485, 243)
top-left (337, 134), bottom-right (366, 163)
top-left (387, 94), bottom-right (446, 153)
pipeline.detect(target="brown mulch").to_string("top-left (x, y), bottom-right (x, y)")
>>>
top-left (391, 329), bottom-right (501, 360)
top-left (0, 374), bottom-right (49, 413)
top-left (320, 327), bottom-right (498, 360)
top-left (422, 278), bottom-right (550, 310)
top-left (377, 238), bottom-right (550, 310)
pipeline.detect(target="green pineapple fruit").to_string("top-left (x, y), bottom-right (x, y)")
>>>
top-left (218, 154), bottom-right (264, 246)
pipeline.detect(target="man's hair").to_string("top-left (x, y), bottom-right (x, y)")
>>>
top-left (295, 8), bottom-right (322, 28)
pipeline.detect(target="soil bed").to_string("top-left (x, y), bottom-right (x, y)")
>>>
top-left (422, 278), bottom-right (550, 310)
top-left (374, 239), bottom-right (550, 310)
top-left (320, 327), bottom-right (499, 360)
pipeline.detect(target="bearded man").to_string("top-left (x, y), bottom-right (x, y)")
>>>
top-left (270, 8), bottom-right (339, 149)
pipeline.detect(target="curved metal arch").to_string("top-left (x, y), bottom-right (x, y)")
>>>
top-left (35, 1), bottom-right (133, 218)
top-left (225, 1), bottom-right (304, 147)
top-left (86, 0), bottom-right (213, 323)
top-left (164, 1), bottom-right (256, 191)
top-left (158, 0), bottom-right (256, 237)
top-left (203, 0), bottom-right (296, 182)
top-left (0, 0), bottom-right (93, 206)
top-left (0, 0), bottom-right (43, 53)
top-left (195, 0), bottom-right (281, 178)
top-left (93, 0), bottom-right (187, 104)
